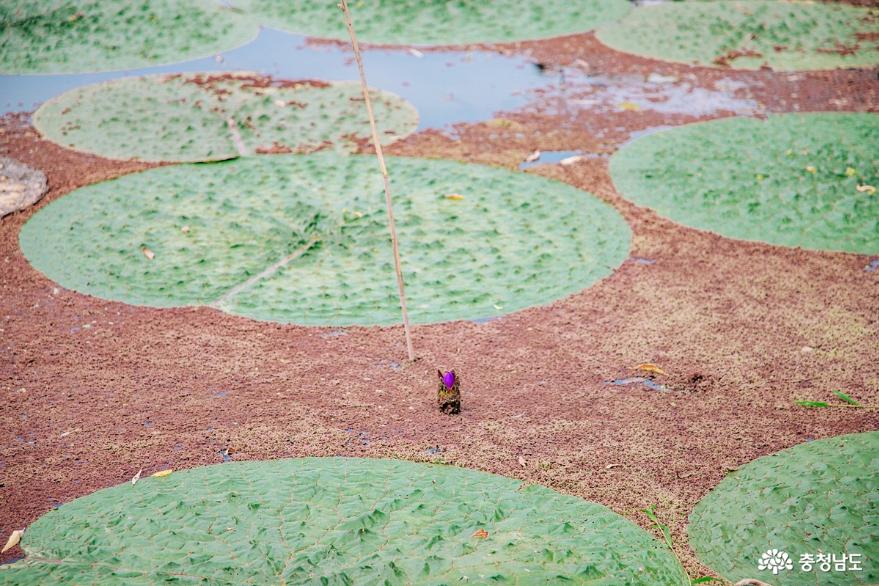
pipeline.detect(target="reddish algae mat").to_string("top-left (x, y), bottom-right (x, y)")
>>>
top-left (0, 1), bottom-right (878, 584)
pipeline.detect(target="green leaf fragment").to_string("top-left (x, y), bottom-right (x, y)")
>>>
top-left (795, 401), bottom-right (831, 408)
top-left (832, 390), bottom-right (861, 406)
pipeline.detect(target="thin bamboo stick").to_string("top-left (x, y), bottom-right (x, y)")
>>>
top-left (338, 0), bottom-right (416, 361)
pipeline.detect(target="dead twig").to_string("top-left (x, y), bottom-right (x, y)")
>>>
top-left (339, 0), bottom-right (415, 361)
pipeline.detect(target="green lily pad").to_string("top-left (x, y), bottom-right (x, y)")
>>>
top-left (33, 73), bottom-right (419, 163)
top-left (0, 458), bottom-right (685, 584)
top-left (596, 0), bottom-right (879, 71)
top-left (610, 112), bottom-right (879, 254)
top-left (0, 1), bottom-right (258, 75)
top-left (237, 0), bottom-right (631, 45)
top-left (20, 153), bottom-right (631, 325)
top-left (689, 432), bottom-right (879, 585)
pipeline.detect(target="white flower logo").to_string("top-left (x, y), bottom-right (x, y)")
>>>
top-left (758, 549), bottom-right (793, 575)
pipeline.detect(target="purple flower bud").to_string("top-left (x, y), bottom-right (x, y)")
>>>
top-left (442, 370), bottom-right (456, 389)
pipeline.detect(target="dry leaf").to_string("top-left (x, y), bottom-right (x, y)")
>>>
top-left (151, 469), bottom-right (173, 478)
top-left (805, 165), bottom-right (817, 174)
top-left (525, 150), bottom-right (540, 163)
top-left (517, 456), bottom-right (527, 467)
top-left (845, 167), bottom-right (857, 177)
top-left (472, 528), bottom-right (489, 539)
top-left (606, 463), bottom-right (620, 469)
top-left (445, 193), bottom-right (465, 201)
top-left (618, 101), bottom-right (641, 111)
top-left (2, 529), bottom-right (23, 553)
top-left (637, 363), bottom-right (668, 376)
top-left (131, 468), bottom-right (142, 485)
top-left (856, 184), bottom-right (876, 195)
top-left (141, 247), bottom-right (155, 260)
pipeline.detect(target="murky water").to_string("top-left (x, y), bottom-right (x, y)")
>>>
top-left (519, 150), bottom-right (585, 170)
top-left (1, 24), bottom-right (759, 132)
top-left (625, 125), bottom-right (677, 142)
top-left (0, 28), bottom-right (549, 130)
top-left (553, 73), bottom-right (758, 117)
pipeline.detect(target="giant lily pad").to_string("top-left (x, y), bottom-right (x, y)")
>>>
top-left (597, 0), bottom-right (879, 71)
top-left (20, 154), bottom-right (631, 325)
top-left (610, 113), bottom-right (879, 254)
top-left (0, 1), bottom-right (258, 75)
top-left (237, 0), bottom-right (630, 45)
top-left (33, 73), bottom-right (419, 163)
top-left (0, 458), bottom-right (685, 583)
top-left (689, 432), bottom-right (879, 585)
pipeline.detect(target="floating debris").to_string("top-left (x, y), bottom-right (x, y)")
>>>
top-left (2, 529), bottom-right (24, 553)
top-left (519, 150), bottom-right (582, 170)
top-left (0, 157), bottom-right (47, 218)
top-left (609, 377), bottom-right (670, 392)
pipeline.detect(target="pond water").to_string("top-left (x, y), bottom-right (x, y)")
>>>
top-left (0, 28), bottom-right (552, 130)
top-left (519, 150), bottom-right (585, 170)
top-left (1, 25), bottom-right (758, 131)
